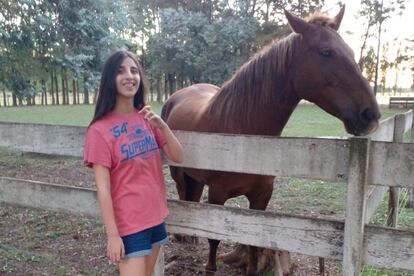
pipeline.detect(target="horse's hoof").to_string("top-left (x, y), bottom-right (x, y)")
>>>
top-left (219, 244), bottom-right (247, 264)
top-left (205, 263), bottom-right (217, 274)
top-left (246, 270), bottom-right (259, 276)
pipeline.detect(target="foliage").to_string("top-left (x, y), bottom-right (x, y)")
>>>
top-left (1, 0), bottom-right (411, 106)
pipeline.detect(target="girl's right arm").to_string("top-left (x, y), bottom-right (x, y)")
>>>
top-left (93, 164), bottom-right (125, 263)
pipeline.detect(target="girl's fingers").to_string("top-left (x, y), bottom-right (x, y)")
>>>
top-left (139, 105), bottom-right (152, 114)
top-left (121, 245), bottom-right (125, 259)
top-left (145, 113), bottom-right (156, 121)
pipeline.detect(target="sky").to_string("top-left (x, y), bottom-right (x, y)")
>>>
top-left (324, 0), bottom-right (414, 89)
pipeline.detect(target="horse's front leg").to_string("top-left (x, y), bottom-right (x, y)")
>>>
top-left (206, 238), bottom-right (220, 273)
top-left (205, 183), bottom-right (228, 274)
top-left (245, 178), bottom-right (274, 276)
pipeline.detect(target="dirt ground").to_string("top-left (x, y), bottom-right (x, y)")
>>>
top-left (0, 151), bottom-right (341, 275)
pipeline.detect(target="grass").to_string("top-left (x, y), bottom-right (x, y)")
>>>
top-left (0, 102), bottom-right (164, 127)
top-left (0, 102), bottom-right (399, 136)
top-left (282, 104), bottom-right (400, 137)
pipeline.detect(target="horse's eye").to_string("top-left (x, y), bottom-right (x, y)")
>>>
top-left (319, 48), bottom-right (333, 57)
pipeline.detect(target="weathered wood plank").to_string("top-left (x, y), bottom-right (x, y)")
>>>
top-left (172, 131), bottom-right (350, 182)
top-left (167, 200), bottom-right (345, 259)
top-left (0, 122), bottom-right (351, 182)
top-left (2, 122), bottom-right (414, 188)
top-left (0, 122), bottom-right (85, 157)
top-left (365, 186), bottom-right (387, 224)
top-left (363, 115), bottom-right (396, 224)
top-left (387, 114), bottom-right (406, 227)
top-left (370, 142), bottom-right (414, 188)
top-left (369, 116), bottom-right (395, 142)
top-left (0, 177), bottom-right (99, 217)
top-left (343, 138), bottom-right (371, 275)
top-left (402, 109), bottom-right (413, 133)
top-left (364, 225), bottom-right (414, 271)
top-left (0, 178), bottom-right (413, 272)
top-left (409, 110), bottom-right (414, 208)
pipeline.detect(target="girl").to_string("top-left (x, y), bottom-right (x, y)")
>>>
top-left (84, 50), bottom-right (183, 276)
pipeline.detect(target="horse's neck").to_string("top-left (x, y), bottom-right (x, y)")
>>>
top-left (207, 89), bottom-right (300, 136)
top-left (205, 35), bottom-right (301, 135)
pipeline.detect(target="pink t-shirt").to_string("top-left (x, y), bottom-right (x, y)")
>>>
top-left (84, 109), bottom-right (168, 236)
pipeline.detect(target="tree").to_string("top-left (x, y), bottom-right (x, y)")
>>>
top-left (357, 0), bottom-right (406, 94)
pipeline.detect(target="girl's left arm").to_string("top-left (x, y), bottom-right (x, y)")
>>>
top-left (158, 122), bottom-right (184, 163)
top-left (139, 105), bottom-right (184, 163)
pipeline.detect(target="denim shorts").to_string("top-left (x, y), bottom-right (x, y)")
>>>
top-left (121, 222), bottom-right (168, 258)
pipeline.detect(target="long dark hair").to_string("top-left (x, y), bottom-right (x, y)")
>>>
top-left (89, 50), bottom-right (149, 126)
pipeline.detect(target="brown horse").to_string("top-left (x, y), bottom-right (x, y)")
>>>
top-left (161, 6), bottom-right (380, 275)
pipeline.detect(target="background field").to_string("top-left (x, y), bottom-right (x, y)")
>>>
top-left (0, 102), bottom-right (399, 137)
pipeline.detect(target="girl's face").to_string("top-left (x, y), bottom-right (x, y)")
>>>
top-left (115, 57), bottom-right (141, 99)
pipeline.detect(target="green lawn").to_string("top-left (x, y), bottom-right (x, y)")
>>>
top-left (0, 102), bottom-right (401, 137)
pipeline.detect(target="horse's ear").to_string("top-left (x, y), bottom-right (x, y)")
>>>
top-left (284, 9), bottom-right (310, 35)
top-left (332, 5), bottom-right (345, 31)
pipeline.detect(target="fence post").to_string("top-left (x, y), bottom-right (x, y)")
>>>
top-left (343, 137), bottom-right (371, 275)
top-left (387, 114), bottom-right (405, 226)
top-left (409, 112), bottom-right (414, 208)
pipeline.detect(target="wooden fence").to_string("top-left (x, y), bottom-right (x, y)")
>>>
top-left (1, 110), bottom-right (414, 275)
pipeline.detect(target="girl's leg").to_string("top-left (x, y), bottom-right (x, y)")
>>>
top-left (145, 246), bottom-right (161, 276)
top-left (119, 256), bottom-right (146, 276)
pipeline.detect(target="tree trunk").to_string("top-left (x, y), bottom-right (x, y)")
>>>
top-left (76, 80), bottom-right (80, 104)
top-left (373, 0), bottom-right (384, 95)
top-left (2, 88), bottom-right (6, 107)
top-left (156, 78), bottom-right (162, 103)
top-left (41, 86), bottom-right (45, 105)
top-left (93, 89), bottom-right (98, 104)
top-left (65, 72), bottom-right (69, 104)
top-left (61, 67), bottom-right (67, 105)
top-left (149, 80), bottom-right (154, 102)
top-left (83, 76), bottom-right (90, 104)
top-left (41, 79), bottom-right (46, 105)
top-left (168, 74), bottom-right (176, 96)
top-left (12, 93), bottom-right (17, 106)
top-left (164, 74), bottom-right (169, 101)
top-left (50, 70), bottom-right (55, 105)
top-left (393, 44), bottom-right (402, 93)
top-left (72, 79), bottom-right (77, 105)
top-left (54, 69), bottom-right (60, 105)
top-left (358, 24), bottom-right (372, 70)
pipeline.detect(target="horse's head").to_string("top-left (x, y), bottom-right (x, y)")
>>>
top-left (285, 6), bottom-right (380, 136)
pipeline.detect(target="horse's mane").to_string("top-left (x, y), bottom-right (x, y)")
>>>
top-left (306, 12), bottom-right (337, 29)
top-left (207, 33), bottom-right (299, 129)
top-left (207, 11), bottom-right (335, 131)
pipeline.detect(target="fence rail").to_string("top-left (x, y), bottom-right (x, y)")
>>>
top-left (1, 177), bottom-right (413, 272)
top-left (1, 110), bottom-right (414, 274)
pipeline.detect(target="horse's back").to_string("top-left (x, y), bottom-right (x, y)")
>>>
top-left (162, 83), bottom-right (219, 131)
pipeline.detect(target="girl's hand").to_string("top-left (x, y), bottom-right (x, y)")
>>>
top-left (107, 235), bottom-right (125, 264)
top-left (139, 105), bottom-right (167, 129)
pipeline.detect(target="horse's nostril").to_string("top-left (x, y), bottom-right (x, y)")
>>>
top-left (359, 108), bottom-right (378, 124)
